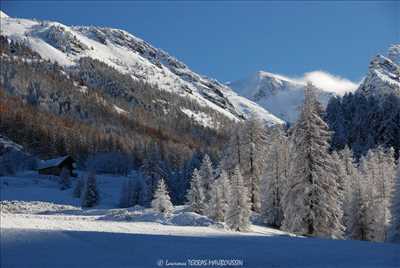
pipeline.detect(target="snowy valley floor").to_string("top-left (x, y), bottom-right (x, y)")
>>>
top-left (1, 173), bottom-right (399, 268)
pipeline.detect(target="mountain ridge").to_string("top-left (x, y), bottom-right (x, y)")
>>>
top-left (229, 45), bottom-right (399, 123)
top-left (229, 71), bottom-right (337, 123)
top-left (0, 11), bottom-right (283, 126)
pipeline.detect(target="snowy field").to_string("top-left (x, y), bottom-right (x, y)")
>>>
top-left (1, 173), bottom-right (399, 268)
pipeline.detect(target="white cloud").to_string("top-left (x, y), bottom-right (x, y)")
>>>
top-left (294, 71), bottom-right (359, 96)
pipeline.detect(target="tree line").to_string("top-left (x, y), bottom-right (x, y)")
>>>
top-left (122, 84), bottom-right (399, 243)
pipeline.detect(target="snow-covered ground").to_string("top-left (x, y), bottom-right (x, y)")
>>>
top-left (1, 172), bottom-right (399, 268)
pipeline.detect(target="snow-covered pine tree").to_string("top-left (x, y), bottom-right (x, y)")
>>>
top-left (225, 166), bottom-right (251, 231)
top-left (374, 147), bottom-right (396, 241)
top-left (325, 96), bottom-right (347, 150)
top-left (81, 171), bottom-right (100, 208)
top-left (282, 83), bottom-right (344, 239)
top-left (73, 176), bottom-right (84, 198)
top-left (331, 151), bottom-right (347, 213)
top-left (141, 144), bottom-right (169, 194)
top-left (151, 178), bottom-right (173, 215)
top-left (59, 167), bottom-right (71, 190)
top-left (347, 170), bottom-right (369, 240)
top-left (220, 126), bottom-right (243, 174)
top-left (338, 146), bottom-right (358, 232)
top-left (240, 116), bottom-right (267, 212)
top-left (389, 160), bottom-right (400, 242)
top-left (261, 128), bottom-right (290, 228)
top-left (357, 148), bottom-right (396, 241)
top-left (199, 154), bottom-right (214, 202)
top-left (186, 168), bottom-right (207, 214)
top-left (206, 169), bottom-right (231, 222)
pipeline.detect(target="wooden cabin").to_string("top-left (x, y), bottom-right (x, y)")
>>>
top-left (37, 155), bottom-right (77, 177)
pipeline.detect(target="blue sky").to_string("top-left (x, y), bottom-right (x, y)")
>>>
top-left (2, 1), bottom-right (398, 84)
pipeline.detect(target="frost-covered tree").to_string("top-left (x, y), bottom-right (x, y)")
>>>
top-left (261, 128), bottom-right (290, 228)
top-left (220, 126), bottom-right (243, 174)
top-left (151, 179), bottom-right (173, 215)
top-left (338, 147), bottom-right (357, 224)
top-left (81, 171), bottom-right (100, 208)
top-left (199, 154), bottom-right (214, 202)
top-left (282, 84), bottom-right (344, 239)
top-left (355, 148), bottom-right (396, 241)
top-left (73, 176), bottom-right (84, 198)
top-left (326, 92), bottom-right (400, 159)
top-left (331, 151), bottom-right (347, 209)
top-left (141, 145), bottom-right (169, 194)
top-left (374, 147), bottom-right (396, 241)
top-left (347, 171), bottom-right (370, 241)
top-left (186, 168), bottom-right (207, 214)
top-left (206, 170), bottom-right (231, 222)
top-left (59, 167), bottom-right (71, 190)
top-left (225, 166), bottom-right (251, 231)
top-left (240, 116), bottom-right (267, 212)
top-left (389, 161), bottom-right (400, 242)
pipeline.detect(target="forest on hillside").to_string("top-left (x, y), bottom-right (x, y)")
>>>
top-left (1, 36), bottom-right (399, 243)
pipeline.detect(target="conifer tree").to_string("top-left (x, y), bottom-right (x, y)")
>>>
top-left (206, 170), bottom-right (231, 222)
top-left (81, 171), bottom-right (100, 208)
top-left (241, 116), bottom-right (267, 212)
top-left (186, 168), bottom-right (207, 214)
top-left (347, 175), bottom-right (368, 240)
top-left (282, 83), bottom-right (344, 239)
top-left (151, 179), bottom-right (173, 215)
top-left (354, 154), bottom-right (380, 241)
top-left (338, 146), bottom-right (358, 232)
top-left (261, 129), bottom-right (290, 228)
top-left (220, 127), bottom-right (243, 174)
top-left (225, 166), bottom-right (251, 231)
top-left (374, 147), bottom-right (396, 241)
top-left (199, 154), bottom-right (214, 202)
top-left (389, 161), bottom-right (400, 242)
top-left (357, 148), bottom-right (396, 241)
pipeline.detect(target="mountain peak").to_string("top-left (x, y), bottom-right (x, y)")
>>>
top-left (229, 70), bottom-right (332, 123)
top-left (256, 70), bottom-right (298, 85)
top-left (0, 13), bottom-right (284, 126)
top-left (388, 44), bottom-right (400, 65)
top-left (358, 47), bottom-right (400, 97)
top-left (0, 10), bottom-right (9, 19)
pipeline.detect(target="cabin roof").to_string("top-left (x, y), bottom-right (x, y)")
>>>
top-left (38, 156), bottom-right (73, 170)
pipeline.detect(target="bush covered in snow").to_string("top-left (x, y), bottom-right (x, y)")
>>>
top-left (99, 206), bottom-right (216, 227)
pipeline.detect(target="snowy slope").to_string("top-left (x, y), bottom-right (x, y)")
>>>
top-left (2, 213), bottom-right (399, 268)
top-left (357, 45), bottom-right (400, 97)
top-left (0, 10), bottom-right (9, 19)
top-left (0, 11), bottom-right (283, 126)
top-left (229, 71), bottom-right (336, 123)
top-left (1, 173), bottom-right (399, 268)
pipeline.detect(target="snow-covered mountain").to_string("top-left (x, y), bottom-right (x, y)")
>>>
top-left (357, 44), bottom-right (400, 97)
top-left (228, 71), bottom-right (336, 123)
top-left (0, 11), bottom-right (283, 126)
